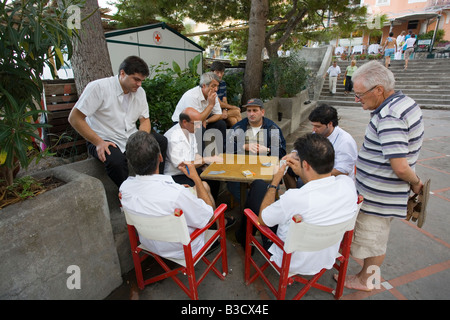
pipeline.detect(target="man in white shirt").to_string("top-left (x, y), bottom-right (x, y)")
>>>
top-left (164, 107), bottom-right (222, 203)
top-left (171, 72), bottom-right (227, 154)
top-left (69, 56), bottom-right (167, 187)
top-left (324, 61), bottom-right (341, 95)
top-left (253, 133), bottom-right (358, 275)
top-left (119, 131), bottom-right (215, 260)
top-left (284, 104), bottom-right (358, 189)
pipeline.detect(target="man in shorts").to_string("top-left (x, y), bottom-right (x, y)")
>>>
top-left (347, 60), bottom-right (424, 291)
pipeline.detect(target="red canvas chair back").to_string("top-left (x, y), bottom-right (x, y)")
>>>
top-left (244, 195), bottom-right (363, 300)
top-left (123, 203), bottom-right (228, 300)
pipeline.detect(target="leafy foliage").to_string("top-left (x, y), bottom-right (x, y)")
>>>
top-left (142, 55), bottom-right (201, 133)
top-left (0, 0), bottom-right (81, 186)
top-left (261, 53), bottom-right (310, 99)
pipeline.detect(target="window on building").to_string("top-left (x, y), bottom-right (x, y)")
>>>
top-left (408, 20), bottom-right (419, 30)
top-left (376, 0), bottom-right (390, 5)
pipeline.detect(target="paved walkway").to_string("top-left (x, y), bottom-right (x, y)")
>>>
top-left (107, 106), bottom-right (450, 301)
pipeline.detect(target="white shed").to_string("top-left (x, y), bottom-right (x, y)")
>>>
top-left (105, 22), bottom-right (204, 76)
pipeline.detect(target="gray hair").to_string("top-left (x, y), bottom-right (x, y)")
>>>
top-left (199, 72), bottom-right (220, 87)
top-left (351, 60), bottom-right (395, 92)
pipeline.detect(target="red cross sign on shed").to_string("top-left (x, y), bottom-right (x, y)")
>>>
top-left (153, 31), bottom-right (162, 44)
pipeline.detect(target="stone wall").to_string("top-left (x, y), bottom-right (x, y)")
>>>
top-left (0, 166), bottom-right (122, 299)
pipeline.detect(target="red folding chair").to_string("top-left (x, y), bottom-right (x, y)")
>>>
top-left (244, 195), bottom-right (363, 300)
top-left (123, 203), bottom-right (228, 300)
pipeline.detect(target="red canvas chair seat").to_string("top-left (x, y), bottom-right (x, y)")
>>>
top-left (123, 203), bottom-right (228, 300)
top-left (244, 196), bottom-right (363, 300)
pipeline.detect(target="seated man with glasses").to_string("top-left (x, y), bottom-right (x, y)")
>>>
top-left (346, 60), bottom-right (425, 291)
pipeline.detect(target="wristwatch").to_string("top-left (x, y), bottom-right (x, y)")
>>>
top-left (267, 184), bottom-right (279, 190)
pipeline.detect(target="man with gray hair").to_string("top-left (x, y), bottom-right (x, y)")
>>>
top-left (171, 72), bottom-right (227, 154)
top-left (342, 60), bottom-right (425, 291)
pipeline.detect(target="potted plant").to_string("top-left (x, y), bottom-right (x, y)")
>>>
top-left (0, 0), bottom-right (79, 189)
top-left (0, 0), bottom-right (123, 299)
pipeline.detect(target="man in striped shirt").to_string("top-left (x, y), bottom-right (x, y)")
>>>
top-left (342, 61), bottom-right (424, 291)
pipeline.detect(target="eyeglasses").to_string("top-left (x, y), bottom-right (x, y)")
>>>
top-left (354, 86), bottom-right (378, 100)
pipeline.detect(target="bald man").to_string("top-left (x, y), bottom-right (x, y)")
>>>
top-left (164, 108), bottom-right (222, 200)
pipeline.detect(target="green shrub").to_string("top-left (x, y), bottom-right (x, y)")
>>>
top-left (142, 55), bottom-right (201, 133)
top-left (261, 53), bottom-right (310, 100)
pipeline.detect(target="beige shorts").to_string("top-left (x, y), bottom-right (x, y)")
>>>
top-left (351, 212), bottom-right (393, 259)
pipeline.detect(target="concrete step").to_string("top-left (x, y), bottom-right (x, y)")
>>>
top-left (318, 98), bottom-right (450, 110)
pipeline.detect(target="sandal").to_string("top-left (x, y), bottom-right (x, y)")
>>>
top-left (406, 179), bottom-right (431, 228)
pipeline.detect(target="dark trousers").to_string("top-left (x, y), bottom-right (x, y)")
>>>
top-left (345, 75), bottom-right (353, 92)
top-left (87, 131), bottom-right (168, 188)
top-left (235, 180), bottom-right (277, 250)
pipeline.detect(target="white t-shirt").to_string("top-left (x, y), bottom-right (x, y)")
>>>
top-left (261, 175), bottom-right (358, 275)
top-left (405, 37), bottom-right (416, 49)
top-left (164, 123), bottom-right (198, 176)
top-left (326, 65), bottom-right (341, 77)
top-left (171, 86), bottom-right (222, 122)
top-left (119, 174), bottom-right (213, 260)
top-left (74, 76), bottom-right (149, 152)
top-left (328, 126), bottom-right (358, 180)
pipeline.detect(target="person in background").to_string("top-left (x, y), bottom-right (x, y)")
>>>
top-left (382, 32), bottom-right (397, 68)
top-left (344, 60), bottom-right (358, 95)
top-left (404, 34), bottom-right (417, 70)
top-left (324, 60), bottom-right (341, 95)
top-left (210, 61), bottom-right (242, 127)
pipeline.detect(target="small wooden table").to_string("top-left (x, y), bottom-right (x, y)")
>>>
top-left (201, 154), bottom-right (279, 211)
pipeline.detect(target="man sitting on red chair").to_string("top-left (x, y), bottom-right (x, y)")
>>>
top-left (248, 133), bottom-right (358, 275)
top-left (119, 131), bottom-right (216, 260)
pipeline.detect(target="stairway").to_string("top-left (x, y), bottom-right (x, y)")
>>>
top-left (318, 58), bottom-right (450, 110)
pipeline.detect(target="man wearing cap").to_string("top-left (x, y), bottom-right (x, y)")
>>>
top-left (226, 98), bottom-right (286, 248)
top-left (227, 98), bottom-right (286, 158)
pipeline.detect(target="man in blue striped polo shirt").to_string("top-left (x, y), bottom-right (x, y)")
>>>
top-left (342, 61), bottom-right (424, 291)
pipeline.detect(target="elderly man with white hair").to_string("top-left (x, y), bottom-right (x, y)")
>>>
top-left (343, 60), bottom-right (425, 292)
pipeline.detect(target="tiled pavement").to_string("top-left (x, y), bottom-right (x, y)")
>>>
top-left (106, 106), bottom-right (450, 301)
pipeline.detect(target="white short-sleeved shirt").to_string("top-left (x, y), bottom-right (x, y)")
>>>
top-left (164, 123), bottom-right (198, 176)
top-left (326, 65), bottom-right (341, 77)
top-left (171, 86), bottom-right (222, 122)
top-left (74, 76), bottom-right (149, 152)
top-left (328, 126), bottom-right (358, 180)
top-left (119, 174), bottom-right (213, 260)
top-left (261, 175), bottom-right (357, 275)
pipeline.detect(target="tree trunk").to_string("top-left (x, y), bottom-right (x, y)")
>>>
top-left (70, 0), bottom-right (113, 95)
top-left (242, 0), bottom-right (268, 104)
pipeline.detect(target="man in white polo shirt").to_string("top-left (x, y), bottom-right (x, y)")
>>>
top-left (284, 104), bottom-right (358, 189)
top-left (119, 131), bottom-right (215, 260)
top-left (171, 72), bottom-right (227, 154)
top-left (69, 56), bottom-right (167, 187)
top-left (253, 133), bottom-right (358, 275)
top-left (324, 60), bottom-right (341, 95)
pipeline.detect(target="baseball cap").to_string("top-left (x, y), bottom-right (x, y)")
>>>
top-left (242, 98), bottom-right (264, 110)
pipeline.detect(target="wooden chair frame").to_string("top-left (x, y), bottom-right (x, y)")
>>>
top-left (244, 196), bottom-right (363, 300)
top-left (124, 203), bottom-right (228, 300)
